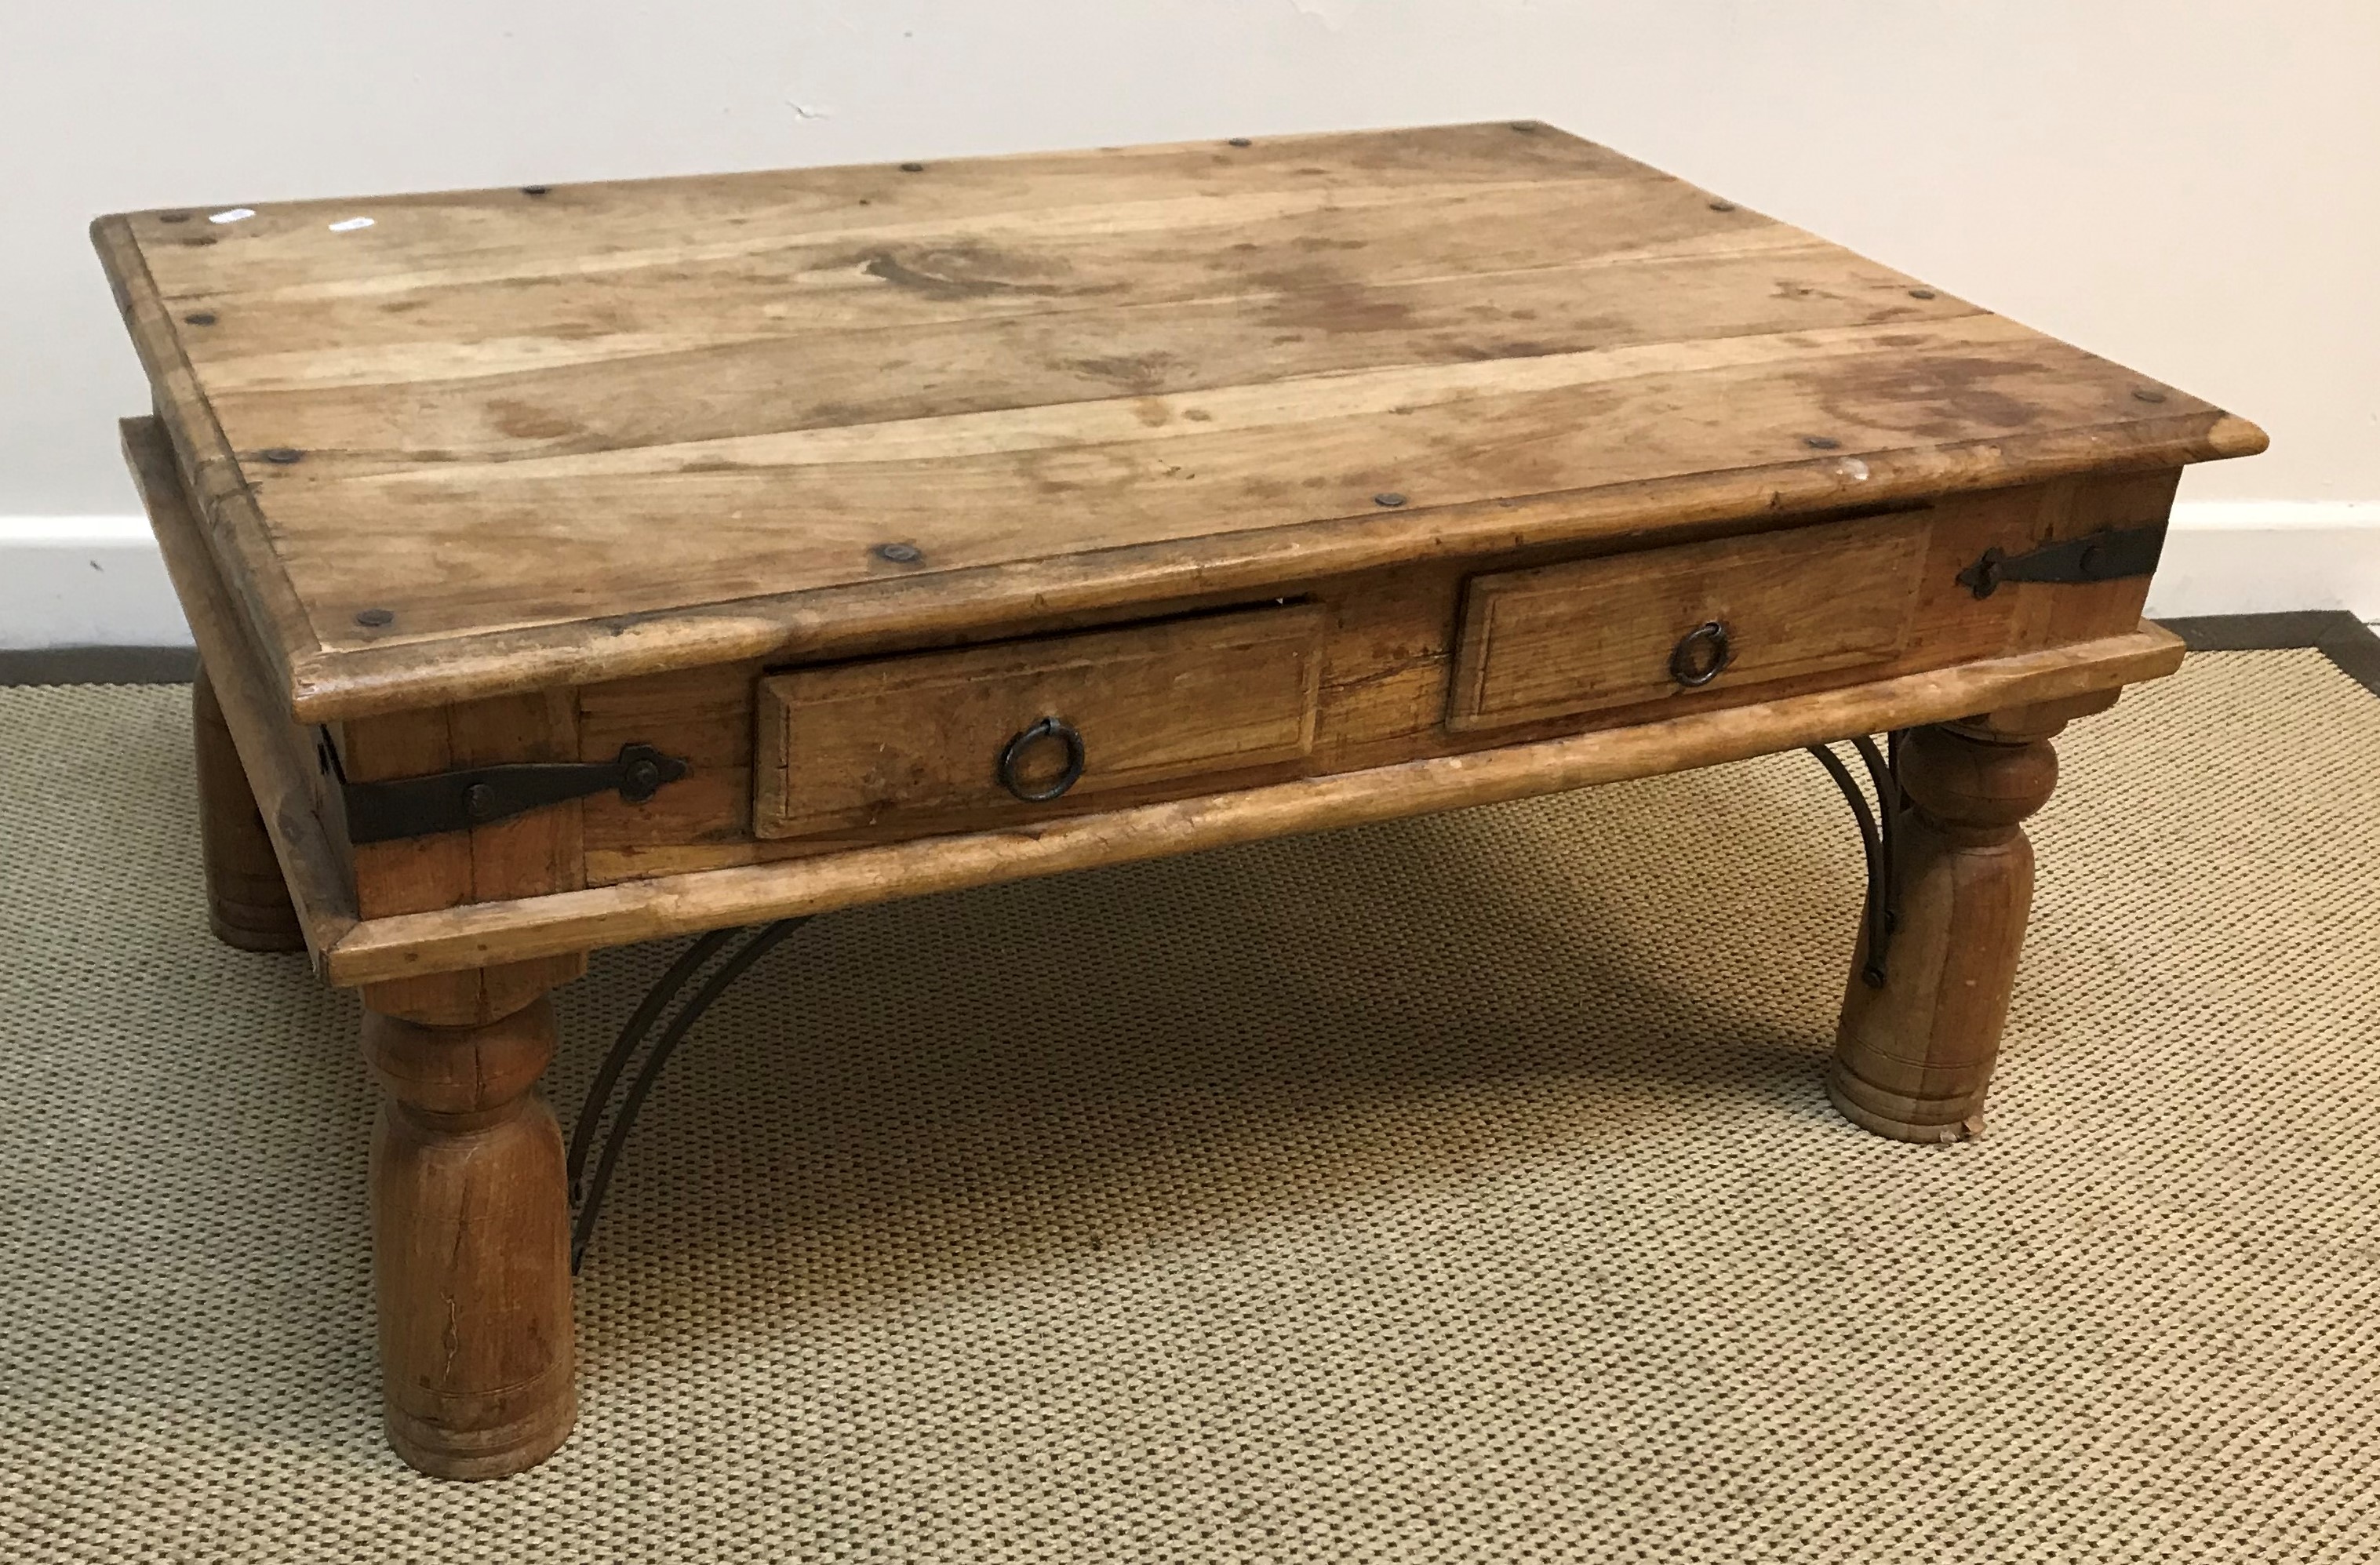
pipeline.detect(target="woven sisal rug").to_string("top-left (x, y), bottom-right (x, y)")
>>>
top-left (2, 650), bottom-right (2375, 1561)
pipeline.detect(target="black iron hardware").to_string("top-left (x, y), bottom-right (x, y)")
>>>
top-left (558, 733), bottom-right (1911, 1271)
top-left (567, 919), bottom-right (809, 1272)
top-left (1669, 621), bottom-right (1734, 687)
top-left (338, 742), bottom-right (689, 843)
top-left (998, 715), bottom-right (1086, 802)
top-left (1956, 522), bottom-right (2164, 599)
top-left (1806, 733), bottom-right (1905, 988)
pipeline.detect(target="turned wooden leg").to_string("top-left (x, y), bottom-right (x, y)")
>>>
top-left (193, 662), bottom-right (304, 952)
top-left (1829, 701), bottom-right (2081, 1142)
top-left (364, 988), bottom-right (577, 1478)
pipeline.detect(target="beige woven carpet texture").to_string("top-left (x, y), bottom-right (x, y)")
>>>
top-left (2, 650), bottom-right (2375, 1562)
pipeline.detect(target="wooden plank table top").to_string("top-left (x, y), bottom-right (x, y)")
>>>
top-left (94, 121), bottom-right (2262, 722)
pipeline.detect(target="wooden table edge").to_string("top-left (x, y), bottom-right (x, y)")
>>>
top-left (317, 621), bottom-right (2185, 988)
top-left (84, 120), bottom-right (1603, 224)
top-left (273, 414), bottom-right (2257, 725)
top-left (94, 217), bottom-right (322, 708)
top-left (122, 416), bottom-right (358, 968)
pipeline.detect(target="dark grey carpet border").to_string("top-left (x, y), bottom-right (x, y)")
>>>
top-left (0, 646), bottom-right (198, 686)
top-left (4, 617), bottom-right (2375, 701)
top-left (2161, 612), bottom-right (2380, 700)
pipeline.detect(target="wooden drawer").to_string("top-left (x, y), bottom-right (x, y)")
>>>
top-left (1446, 510), bottom-right (1934, 732)
top-left (755, 603), bottom-right (1327, 843)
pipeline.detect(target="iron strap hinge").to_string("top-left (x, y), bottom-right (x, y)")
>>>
top-left (1956, 522), bottom-right (2166, 599)
top-left (336, 742), bottom-right (690, 844)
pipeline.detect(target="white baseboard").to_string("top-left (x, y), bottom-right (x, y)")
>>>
top-left (0, 518), bottom-right (192, 650)
top-left (2144, 502), bottom-right (2380, 621)
top-left (3, 503), bottom-right (2375, 651)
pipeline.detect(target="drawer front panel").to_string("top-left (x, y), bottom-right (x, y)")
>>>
top-left (755, 603), bottom-right (1326, 842)
top-left (1447, 511), bottom-right (1933, 732)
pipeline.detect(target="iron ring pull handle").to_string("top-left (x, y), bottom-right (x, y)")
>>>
top-left (998, 715), bottom-right (1087, 802)
top-left (1669, 620), bottom-right (1734, 687)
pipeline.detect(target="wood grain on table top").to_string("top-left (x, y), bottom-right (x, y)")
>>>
top-left (93, 122), bottom-right (2264, 719)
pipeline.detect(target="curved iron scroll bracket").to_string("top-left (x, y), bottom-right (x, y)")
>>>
top-left (566, 918), bottom-right (810, 1272)
top-left (1804, 732), bottom-right (1906, 990)
top-left (568, 742), bottom-right (1906, 1265)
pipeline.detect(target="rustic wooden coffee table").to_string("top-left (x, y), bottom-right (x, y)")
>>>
top-left (94, 122), bottom-right (2262, 1478)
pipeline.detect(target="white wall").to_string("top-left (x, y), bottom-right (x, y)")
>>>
top-left (5, 1), bottom-right (2375, 642)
